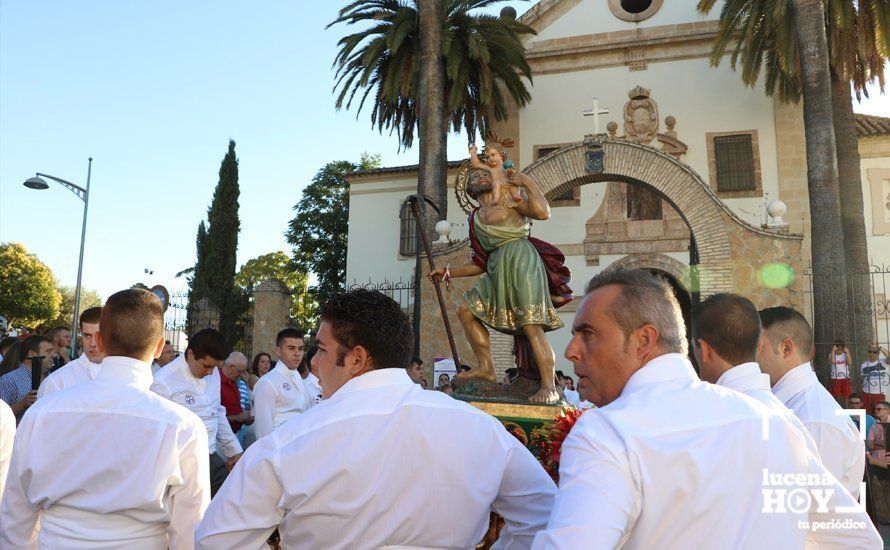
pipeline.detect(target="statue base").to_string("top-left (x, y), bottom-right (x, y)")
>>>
top-left (451, 376), bottom-right (569, 407)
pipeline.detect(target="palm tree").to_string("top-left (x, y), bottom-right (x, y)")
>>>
top-left (328, 0), bottom-right (536, 163)
top-left (698, 0), bottom-right (889, 372)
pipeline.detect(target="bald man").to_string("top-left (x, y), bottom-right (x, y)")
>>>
top-left (220, 352), bottom-right (252, 437)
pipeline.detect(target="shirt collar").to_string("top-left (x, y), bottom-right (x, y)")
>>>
top-left (772, 362), bottom-right (817, 403)
top-left (273, 360), bottom-right (301, 381)
top-left (620, 353), bottom-right (698, 397)
top-left (95, 356), bottom-right (153, 389)
top-left (329, 368), bottom-right (414, 401)
top-left (306, 372), bottom-right (320, 384)
top-left (716, 362), bottom-right (769, 392)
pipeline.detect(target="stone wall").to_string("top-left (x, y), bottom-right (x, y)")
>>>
top-left (251, 279), bottom-right (292, 358)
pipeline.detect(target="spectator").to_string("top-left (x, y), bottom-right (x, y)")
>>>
top-left (0, 288), bottom-right (210, 548)
top-left (868, 401), bottom-right (890, 523)
top-left (564, 377), bottom-right (575, 391)
top-left (49, 326), bottom-right (72, 371)
top-left (151, 340), bottom-right (175, 376)
top-left (440, 382), bottom-right (453, 395)
top-left (253, 329), bottom-right (314, 440)
top-left (151, 329), bottom-right (243, 497)
top-left (420, 378), bottom-right (429, 389)
top-left (438, 372), bottom-right (451, 388)
top-left (861, 343), bottom-right (890, 412)
top-left (759, 307), bottom-right (865, 499)
top-left (196, 288), bottom-right (555, 548)
top-left (563, 377), bottom-right (581, 407)
top-left (502, 367), bottom-right (517, 385)
top-left (848, 393), bottom-right (876, 434)
top-left (828, 339), bottom-right (853, 402)
top-left (0, 336), bottom-right (18, 363)
top-left (0, 335), bottom-right (52, 420)
top-left (555, 370), bottom-right (566, 390)
top-left (253, 352), bottom-right (273, 379)
top-left (38, 307), bottom-right (105, 398)
top-left (220, 352), bottom-right (253, 442)
top-left (407, 357), bottom-right (424, 384)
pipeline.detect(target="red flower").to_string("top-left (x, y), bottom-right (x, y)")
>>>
top-left (529, 407), bottom-right (587, 482)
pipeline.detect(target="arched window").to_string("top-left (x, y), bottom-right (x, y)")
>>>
top-left (399, 199), bottom-right (417, 256)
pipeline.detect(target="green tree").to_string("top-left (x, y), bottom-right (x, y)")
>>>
top-left (698, 0), bottom-right (889, 369)
top-left (235, 251), bottom-right (316, 328)
top-left (187, 140), bottom-right (243, 345)
top-left (37, 285), bottom-right (103, 332)
top-left (286, 154), bottom-right (380, 311)
top-left (0, 243), bottom-right (62, 328)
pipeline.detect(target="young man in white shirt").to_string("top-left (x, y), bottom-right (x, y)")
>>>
top-left (151, 328), bottom-right (242, 497)
top-left (759, 306), bottom-right (866, 500)
top-left (253, 328), bottom-right (313, 439)
top-left (197, 289), bottom-right (556, 549)
top-left (692, 293), bottom-right (818, 457)
top-left (861, 343), bottom-right (890, 413)
top-left (38, 307), bottom-right (104, 398)
top-left (0, 288), bottom-right (209, 549)
top-left (533, 269), bottom-right (879, 549)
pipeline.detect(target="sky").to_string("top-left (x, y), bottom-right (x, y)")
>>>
top-left (1, 1), bottom-right (887, 302)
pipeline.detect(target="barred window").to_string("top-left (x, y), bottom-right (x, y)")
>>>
top-left (713, 134), bottom-right (756, 192)
top-left (399, 199), bottom-right (417, 256)
top-left (536, 146), bottom-right (574, 201)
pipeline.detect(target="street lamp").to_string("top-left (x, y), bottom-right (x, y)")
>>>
top-left (22, 158), bottom-right (93, 355)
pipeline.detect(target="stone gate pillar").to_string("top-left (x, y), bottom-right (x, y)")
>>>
top-left (251, 279), bottom-right (292, 359)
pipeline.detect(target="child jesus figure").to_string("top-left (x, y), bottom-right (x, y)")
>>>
top-left (468, 143), bottom-right (522, 206)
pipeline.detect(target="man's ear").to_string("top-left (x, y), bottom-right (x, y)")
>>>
top-left (349, 345), bottom-right (373, 376)
top-left (97, 331), bottom-right (107, 355)
top-left (634, 324), bottom-right (660, 359)
top-left (698, 338), bottom-right (714, 364)
top-left (152, 337), bottom-right (165, 359)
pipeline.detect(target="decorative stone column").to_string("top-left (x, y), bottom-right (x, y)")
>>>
top-left (251, 279), bottom-right (292, 358)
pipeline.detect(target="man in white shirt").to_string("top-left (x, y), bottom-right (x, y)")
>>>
top-left (151, 328), bottom-right (242, 497)
top-left (0, 288), bottom-right (209, 549)
top-left (692, 293), bottom-right (819, 457)
top-left (303, 353), bottom-right (323, 406)
top-left (534, 269), bottom-right (879, 549)
top-left (759, 306), bottom-right (866, 500)
top-left (150, 340), bottom-right (176, 376)
top-left (197, 288), bottom-right (556, 548)
top-left (253, 328), bottom-right (314, 439)
top-left (861, 343), bottom-right (890, 412)
top-left (0, 399), bottom-right (14, 502)
top-left (37, 307), bottom-right (104, 398)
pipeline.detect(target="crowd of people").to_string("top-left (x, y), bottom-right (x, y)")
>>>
top-left (0, 268), bottom-right (886, 548)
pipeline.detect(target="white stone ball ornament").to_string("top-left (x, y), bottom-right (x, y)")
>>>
top-left (767, 199), bottom-right (787, 225)
top-left (434, 220), bottom-right (452, 244)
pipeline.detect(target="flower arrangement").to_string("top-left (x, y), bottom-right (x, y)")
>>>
top-left (529, 407), bottom-right (585, 482)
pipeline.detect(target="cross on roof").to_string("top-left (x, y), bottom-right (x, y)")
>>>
top-left (582, 98), bottom-right (610, 135)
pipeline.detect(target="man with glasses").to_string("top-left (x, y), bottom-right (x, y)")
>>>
top-left (861, 343), bottom-right (890, 413)
top-left (151, 328), bottom-right (243, 497)
top-left (219, 352), bottom-right (253, 444)
top-left (868, 401), bottom-right (890, 523)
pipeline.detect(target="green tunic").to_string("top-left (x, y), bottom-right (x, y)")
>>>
top-left (465, 215), bottom-right (564, 335)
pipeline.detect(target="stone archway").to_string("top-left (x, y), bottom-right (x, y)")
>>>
top-left (607, 253), bottom-right (692, 291)
top-left (522, 138), bottom-right (803, 301)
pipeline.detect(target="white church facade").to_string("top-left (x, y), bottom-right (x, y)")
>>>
top-left (344, 0), bottom-right (890, 374)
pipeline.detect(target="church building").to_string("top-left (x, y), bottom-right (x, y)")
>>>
top-left (344, 0), bottom-right (890, 376)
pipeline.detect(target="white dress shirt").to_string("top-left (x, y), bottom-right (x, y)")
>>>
top-left (196, 368), bottom-right (556, 549)
top-left (0, 399), bottom-right (14, 502)
top-left (150, 355), bottom-right (242, 458)
top-left (773, 362), bottom-right (866, 499)
top-left (533, 354), bottom-right (880, 549)
top-left (0, 356), bottom-right (210, 550)
top-left (717, 362), bottom-right (821, 458)
top-left (304, 371), bottom-right (323, 405)
top-left (563, 388), bottom-right (581, 407)
top-left (36, 353), bottom-right (101, 398)
top-left (252, 361), bottom-right (314, 440)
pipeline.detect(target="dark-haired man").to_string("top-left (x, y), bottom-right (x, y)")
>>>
top-left (152, 328), bottom-right (242, 497)
top-left (151, 340), bottom-right (175, 376)
top-left (38, 307), bottom-right (104, 398)
top-left (197, 289), bottom-right (556, 548)
top-left (0, 335), bottom-right (52, 418)
top-left (253, 328), bottom-right (314, 440)
top-left (0, 289), bottom-right (209, 549)
top-left (49, 326), bottom-right (72, 371)
top-left (759, 306), bottom-right (865, 499)
top-left (407, 356), bottom-right (424, 384)
top-left (534, 270), bottom-right (879, 548)
top-left (692, 294), bottom-right (818, 456)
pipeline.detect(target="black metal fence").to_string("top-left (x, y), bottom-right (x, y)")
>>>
top-left (346, 279), bottom-right (416, 323)
top-left (803, 264), bottom-right (890, 384)
top-left (164, 291), bottom-right (253, 358)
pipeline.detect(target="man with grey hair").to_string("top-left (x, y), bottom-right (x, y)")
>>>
top-left (220, 352), bottom-right (253, 439)
top-left (534, 269), bottom-right (879, 548)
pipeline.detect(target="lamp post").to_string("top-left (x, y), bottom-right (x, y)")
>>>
top-left (23, 158), bottom-right (93, 355)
